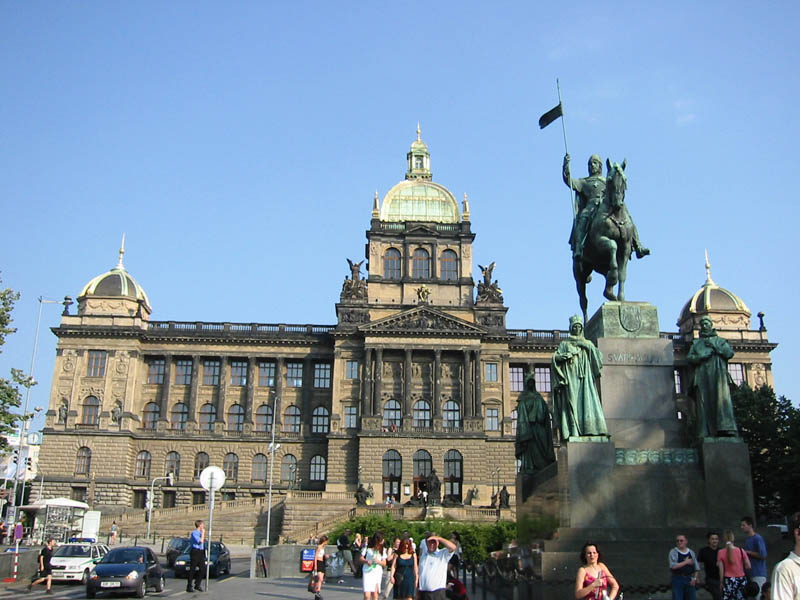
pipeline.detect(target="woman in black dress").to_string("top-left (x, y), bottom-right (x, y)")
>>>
top-left (389, 538), bottom-right (418, 600)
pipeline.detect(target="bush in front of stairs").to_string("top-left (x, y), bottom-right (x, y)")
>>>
top-left (329, 514), bottom-right (519, 563)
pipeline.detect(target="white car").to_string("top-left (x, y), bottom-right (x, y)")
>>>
top-left (50, 542), bottom-right (110, 584)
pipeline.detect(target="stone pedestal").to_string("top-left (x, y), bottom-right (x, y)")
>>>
top-left (557, 440), bottom-right (617, 528)
top-left (701, 438), bottom-right (754, 526)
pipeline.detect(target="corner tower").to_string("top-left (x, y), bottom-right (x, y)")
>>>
top-left (365, 127), bottom-right (476, 320)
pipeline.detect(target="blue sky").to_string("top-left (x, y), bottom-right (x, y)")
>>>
top-left (2, 1), bottom-right (798, 435)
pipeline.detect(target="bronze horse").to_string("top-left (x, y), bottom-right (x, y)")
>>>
top-left (573, 159), bottom-right (634, 322)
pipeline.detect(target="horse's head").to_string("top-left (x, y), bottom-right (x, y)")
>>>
top-left (605, 158), bottom-right (627, 211)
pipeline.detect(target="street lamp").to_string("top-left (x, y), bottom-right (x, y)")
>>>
top-left (264, 392), bottom-right (281, 547)
top-left (146, 473), bottom-right (174, 539)
top-left (10, 297), bottom-right (59, 517)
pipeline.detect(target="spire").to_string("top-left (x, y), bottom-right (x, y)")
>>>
top-left (116, 234), bottom-right (126, 269)
top-left (462, 193), bottom-right (471, 220)
top-left (372, 190), bottom-right (380, 218)
top-left (704, 249), bottom-right (715, 285)
top-left (406, 124), bottom-right (431, 180)
top-left (416, 122), bottom-right (421, 142)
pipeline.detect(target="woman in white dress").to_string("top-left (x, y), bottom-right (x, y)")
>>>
top-left (360, 531), bottom-right (387, 600)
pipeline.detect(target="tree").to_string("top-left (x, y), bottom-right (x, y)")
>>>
top-left (732, 384), bottom-right (800, 518)
top-left (0, 276), bottom-right (35, 451)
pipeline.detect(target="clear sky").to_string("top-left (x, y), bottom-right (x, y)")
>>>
top-left (2, 1), bottom-right (798, 436)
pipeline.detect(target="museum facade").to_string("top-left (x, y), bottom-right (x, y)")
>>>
top-left (37, 130), bottom-right (777, 510)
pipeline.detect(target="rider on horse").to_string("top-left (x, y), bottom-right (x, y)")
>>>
top-left (563, 153), bottom-right (650, 261)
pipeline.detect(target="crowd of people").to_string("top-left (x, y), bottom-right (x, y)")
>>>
top-left (311, 528), bottom-right (467, 600)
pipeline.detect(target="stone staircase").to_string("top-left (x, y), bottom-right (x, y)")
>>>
top-left (278, 491), bottom-right (356, 543)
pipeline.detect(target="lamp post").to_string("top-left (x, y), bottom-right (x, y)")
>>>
top-left (146, 473), bottom-right (174, 539)
top-left (264, 393), bottom-right (280, 547)
top-left (9, 297), bottom-right (59, 518)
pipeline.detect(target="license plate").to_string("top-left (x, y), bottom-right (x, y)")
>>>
top-left (101, 581), bottom-right (121, 588)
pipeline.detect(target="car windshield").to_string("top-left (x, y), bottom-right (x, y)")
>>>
top-left (53, 545), bottom-right (91, 557)
top-left (211, 542), bottom-right (222, 553)
top-left (100, 548), bottom-right (146, 564)
top-left (170, 538), bottom-right (190, 550)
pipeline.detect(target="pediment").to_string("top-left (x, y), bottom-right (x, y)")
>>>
top-left (359, 306), bottom-right (485, 336)
top-left (404, 224), bottom-right (439, 236)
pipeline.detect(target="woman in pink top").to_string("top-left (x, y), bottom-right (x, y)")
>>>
top-left (575, 543), bottom-right (619, 600)
top-left (717, 530), bottom-right (751, 600)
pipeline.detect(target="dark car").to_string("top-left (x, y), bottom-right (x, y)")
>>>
top-left (86, 546), bottom-right (165, 598)
top-left (165, 537), bottom-right (191, 568)
top-left (173, 541), bottom-right (231, 578)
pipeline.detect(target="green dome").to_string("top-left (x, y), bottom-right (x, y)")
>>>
top-left (380, 179), bottom-right (460, 223)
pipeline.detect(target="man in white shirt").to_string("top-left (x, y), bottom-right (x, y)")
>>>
top-left (418, 534), bottom-right (457, 600)
top-left (772, 512), bottom-right (800, 600)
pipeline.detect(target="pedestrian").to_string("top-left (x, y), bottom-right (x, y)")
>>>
top-left (717, 530), bottom-right (751, 600)
top-left (352, 533), bottom-right (364, 579)
top-left (448, 532), bottom-right (463, 577)
top-left (446, 572), bottom-right (468, 600)
top-left (670, 533), bottom-right (701, 600)
top-left (27, 537), bottom-right (56, 594)
top-left (186, 519), bottom-right (206, 593)
top-left (337, 528), bottom-right (357, 576)
top-left (360, 532), bottom-right (387, 600)
top-left (741, 517), bottom-right (768, 598)
top-left (110, 520), bottom-right (119, 544)
top-left (770, 511), bottom-right (799, 600)
top-left (309, 535), bottom-right (329, 600)
top-left (382, 537), bottom-right (400, 600)
top-left (575, 542), bottom-right (620, 600)
top-left (699, 531), bottom-right (723, 600)
top-left (760, 582), bottom-right (771, 600)
top-left (418, 534), bottom-right (458, 600)
top-left (390, 538), bottom-right (419, 600)
top-left (0, 520), bottom-right (7, 543)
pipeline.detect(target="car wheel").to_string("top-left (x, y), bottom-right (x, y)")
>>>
top-left (86, 587), bottom-right (96, 599)
top-left (211, 566), bottom-right (219, 579)
top-left (154, 574), bottom-right (165, 593)
top-left (81, 569), bottom-right (90, 585)
top-left (136, 579), bottom-right (146, 598)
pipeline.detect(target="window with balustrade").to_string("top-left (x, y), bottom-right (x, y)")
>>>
top-left (223, 453), bottom-right (239, 481)
top-left (255, 404), bottom-right (273, 433)
top-left (199, 403), bottom-right (216, 432)
top-left (171, 403), bottom-right (188, 430)
top-left (443, 400), bottom-right (461, 429)
top-left (143, 402), bottom-right (160, 430)
top-left (194, 452), bottom-right (209, 478)
top-left (228, 404), bottom-right (245, 432)
top-left (311, 406), bottom-right (329, 433)
top-left (135, 451), bottom-right (151, 478)
top-left (383, 399), bottom-right (402, 430)
top-left (81, 396), bottom-right (100, 426)
top-left (413, 400), bottom-right (432, 428)
top-left (165, 451), bottom-right (180, 479)
top-left (284, 406), bottom-right (301, 433)
top-left (252, 454), bottom-right (267, 482)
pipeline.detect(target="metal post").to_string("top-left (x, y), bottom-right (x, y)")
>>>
top-left (206, 474), bottom-right (215, 589)
top-left (265, 394), bottom-right (279, 547)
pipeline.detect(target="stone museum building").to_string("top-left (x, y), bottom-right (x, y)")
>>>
top-left (37, 130), bottom-right (777, 512)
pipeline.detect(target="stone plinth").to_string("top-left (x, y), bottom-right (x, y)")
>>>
top-left (585, 301), bottom-right (660, 339)
top-left (701, 438), bottom-right (754, 525)
top-left (557, 440), bottom-right (617, 528)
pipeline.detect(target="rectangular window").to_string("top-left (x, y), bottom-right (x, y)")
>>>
top-left (203, 360), bottom-right (220, 385)
top-left (484, 362), bottom-right (498, 383)
top-left (230, 360), bottom-right (248, 386)
top-left (162, 491), bottom-right (176, 509)
top-left (147, 358), bottom-right (165, 384)
top-left (510, 366), bottom-right (525, 392)
top-left (345, 406), bottom-right (358, 429)
top-left (314, 363), bottom-right (331, 388)
top-left (674, 369), bottom-right (683, 394)
top-left (87, 350), bottom-right (107, 377)
top-left (133, 490), bottom-right (147, 509)
top-left (287, 362), bottom-right (303, 387)
top-left (192, 491), bottom-right (206, 505)
top-left (534, 366), bottom-right (551, 393)
top-left (486, 407), bottom-right (499, 431)
top-left (174, 359), bottom-right (193, 385)
top-left (728, 363), bottom-right (745, 386)
top-left (345, 360), bottom-right (360, 380)
top-left (258, 361), bottom-right (276, 387)
top-left (71, 487), bottom-right (87, 503)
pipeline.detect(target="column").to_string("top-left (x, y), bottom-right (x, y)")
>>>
top-left (431, 242), bottom-right (438, 279)
top-left (403, 349), bottom-right (413, 416)
top-left (274, 357), bottom-right (284, 428)
top-left (245, 357), bottom-right (256, 424)
top-left (373, 348), bottom-right (384, 416)
top-left (216, 356), bottom-right (227, 423)
top-left (188, 356), bottom-right (200, 422)
top-left (473, 349), bottom-right (482, 417)
top-left (403, 242), bottom-right (410, 279)
top-left (462, 351), bottom-right (472, 417)
top-left (302, 357), bottom-right (313, 431)
top-left (362, 348), bottom-right (373, 418)
top-left (433, 350), bottom-right (442, 417)
top-left (159, 355), bottom-right (172, 421)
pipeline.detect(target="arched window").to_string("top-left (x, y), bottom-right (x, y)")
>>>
top-left (382, 399), bottom-right (401, 430)
top-left (75, 447), bottom-right (91, 475)
top-left (440, 250), bottom-right (458, 281)
top-left (199, 403), bottom-right (216, 432)
top-left (252, 454), bottom-right (267, 482)
top-left (194, 452), bottom-right (209, 478)
top-left (223, 453), bottom-right (239, 481)
top-left (165, 451), bottom-right (181, 479)
top-left (227, 404), bottom-right (245, 432)
top-left (81, 396), bottom-right (100, 425)
top-left (412, 248), bottom-right (430, 279)
top-left (382, 450), bottom-right (402, 501)
top-left (171, 403), bottom-right (188, 430)
top-left (311, 406), bottom-right (329, 434)
top-left (443, 400), bottom-right (462, 430)
top-left (412, 400), bottom-right (432, 428)
top-left (143, 402), bottom-right (160, 430)
top-left (443, 449), bottom-right (463, 502)
top-left (310, 455), bottom-right (327, 481)
top-left (413, 449), bottom-right (432, 497)
top-left (135, 451), bottom-right (151, 478)
top-left (281, 454), bottom-right (297, 484)
top-left (283, 406), bottom-right (301, 433)
top-left (384, 248), bottom-right (402, 280)
top-left (255, 404), bottom-right (273, 433)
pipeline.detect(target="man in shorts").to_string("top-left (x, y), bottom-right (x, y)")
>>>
top-left (27, 537), bottom-right (57, 593)
top-left (337, 528), bottom-right (356, 575)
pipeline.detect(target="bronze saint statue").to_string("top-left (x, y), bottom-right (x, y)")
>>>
top-left (687, 316), bottom-right (738, 437)
top-left (515, 372), bottom-right (556, 472)
top-left (551, 315), bottom-right (609, 439)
